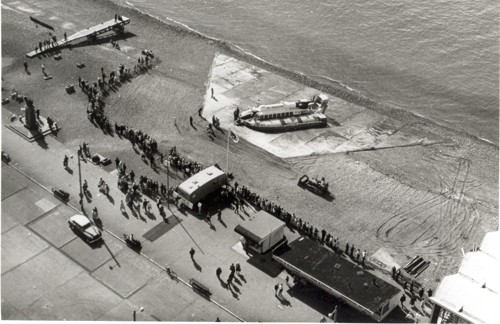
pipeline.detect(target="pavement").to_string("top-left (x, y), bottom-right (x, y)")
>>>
top-left (2, 100), bottom-right (430, 322)
top-left (0, 112), bottom-right (336, 322)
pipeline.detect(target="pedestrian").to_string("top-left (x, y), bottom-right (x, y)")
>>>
top-left (197, 202), bottom-right (202, 215)
top-left (229, 263), bottom-right (235, 274)
top-left (216, 267), bottom-right (222, 279)
top-left (120, 200), bottom-right (126, 212)
top-left (355, 249), bottom-right (360, 262)
top-left (63, 155), bottom-right (68, 167)
top-left (362, 250), bottom-right (366, 264)
top-left (173, 117), bottom-right (177, 126)
top-left (143, 200), bottom-right (148, 212)
top-left (189, 247), bottom-right (195, 259)
top-left (82, 180), bottom-right (88, 194)
top-left (278, 283), bottom-right (283, 296)
top-left (419, 287), bottom-right (424, 299)
top-left (189, 116), bottom-right (193, 126)
top-left (115, 157), bottom-right (120, 169)
top-left (217, 208), bottom-right (222, 221)
top-left (129, 170), bottom-right (135, 182)
top-left (206, 212), bottom-right (212, 225)
top-left (274, 284), bottom-right (279, 296)
top-left (114, 14), bottom-right (118, 22)
top-left (285, 276), bottom-right (289, 285)
top-left (211, 88), bottom-right (214, 98)
top-left (23, 61), bottom-right (28, 72)
top-left (64, 32), bottom-right (67, 41)
top-left (345, 243), bottom-right (349, 254)
top-left (215, 317), bottom-right (220, 322)
top-left (235, 263), bottom-right (241, 273)
top-left (427, 289), bottom-right (433, 297)
top-left (410, 296), bottom-right (416, 307)
top-left (400, 294), bottom-right (406, 307)
top-left (35, 109), bottom-right (40, 119)
top-left (41, 64), bottom-right (45, 74)
top-left (350, 245), bottom-right (354, 257)
top-left (392, 266), bottom-right (396, 278)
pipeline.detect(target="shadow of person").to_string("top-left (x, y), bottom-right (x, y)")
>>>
top-left (192, 259), bottom-right (203, 272)
top-left (233, 277), bottom-right (242, 286)
top-left (106, 193), bottom-right (115, 205)
top-left (122, 211), bottom-right (129, 219)
top-left (218, 219), bottom-right (227, 228)
top-left (65, 167), bottom-right (73, 174)
top-left (218, 277), bottom-right (228, 289)
top-left (277, 294), bottom-right (292, 307)
top-left (237, 273), bottom-right (246, 283)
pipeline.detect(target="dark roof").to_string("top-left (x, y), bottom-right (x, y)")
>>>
top-left (273, 237), bottom-right (401, 313)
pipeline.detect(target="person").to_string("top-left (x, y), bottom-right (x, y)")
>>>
top-left (189, 248), bottom-right (195, 259)
top-left (320, 317), bottom-right (327, 323)
top-left (41, 64), bottom-right (45, 74)
top-left (419, 287), bottom-right (424, 299)
top-left (120, 200), bottom-right (126, 212)
top-left (235, 263), bottom-right (241, 273)
top-left (23, 61), bottom-right (28, 72)
top-left (278, 283), bottom-right (283, 297)
top-left (400, 294), bottom-right (406, 307)
top-left (217, 209), bottom-right (222, 221)
top-left (82, 180), bottom-right (88, 194)
top-left (64, 32), bottom-right (67, 41)
top-left (189, 116), bottom-right (193, 126)
top-left (274, 284), bottom-right (279, 296)
top-left (129, 170), bottom-right (135, 182)
top-left (216, 267), bottom-right (222, 279)
top-left (211, 88), bottom-right (214, 99)
top-left (215, 317), bottom-right (220, 322)
top-left (63, 155), bottom-right (68, 167)
top-left (92, 207), bottom-right (99, 221)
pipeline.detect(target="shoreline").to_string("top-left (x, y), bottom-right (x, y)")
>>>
top-left (1, 0), bottom-right (498, 317)
top-left (112, 0), bottom-right (498, 148)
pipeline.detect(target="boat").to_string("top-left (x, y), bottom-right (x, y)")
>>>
top-left (237, 94), bottom-right (329, 133)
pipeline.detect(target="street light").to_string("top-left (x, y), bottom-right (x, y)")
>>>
top-left (78, 152), bottom-right (83, 211)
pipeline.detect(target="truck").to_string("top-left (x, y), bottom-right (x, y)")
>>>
top-left (173, 166), bottom-right (227, 210)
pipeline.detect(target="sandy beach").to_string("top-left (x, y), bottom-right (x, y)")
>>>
top-left (2, 0), bottom-right (498, 314)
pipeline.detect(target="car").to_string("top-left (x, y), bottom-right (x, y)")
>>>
top-left (68, 214), bottom-right (102, 243)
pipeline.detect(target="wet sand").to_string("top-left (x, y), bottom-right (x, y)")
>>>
top-left (2, 0), bottom-right (498, 295)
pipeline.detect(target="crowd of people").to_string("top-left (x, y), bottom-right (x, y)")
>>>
top-left (34, 34), bottom-right (58, 53)
top-left (167, 146), bottom-right (205, 178)
top-left (232, 181), bottom-right (368, 264)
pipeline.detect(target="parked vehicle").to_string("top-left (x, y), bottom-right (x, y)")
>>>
top-left (298, 175), bottom-right (329, 195)
top-left (68, 214), bottom-right (102, 243)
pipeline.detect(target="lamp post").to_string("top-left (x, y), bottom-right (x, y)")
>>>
top-left (78, 153), bottom-right (83, 211)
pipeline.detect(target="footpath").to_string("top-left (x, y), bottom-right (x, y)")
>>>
top-left (2, 112), bottom-right (344, 322)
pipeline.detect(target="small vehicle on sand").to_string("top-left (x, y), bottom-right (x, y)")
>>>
top-left (297, 175), bottom-right (329, 195)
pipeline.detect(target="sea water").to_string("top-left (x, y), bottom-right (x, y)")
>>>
top-left (116, 0), bottom-right (499, 145)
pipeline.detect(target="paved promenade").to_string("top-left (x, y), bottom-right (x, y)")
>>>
top-left (2, 112), bottom-right (356, 322)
